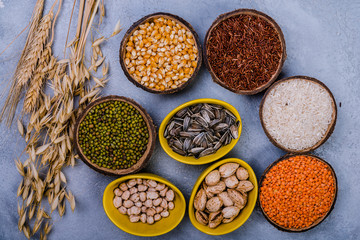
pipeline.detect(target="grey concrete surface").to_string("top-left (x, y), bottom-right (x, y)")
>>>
top-left (1, 0), bottom-right (359, 239)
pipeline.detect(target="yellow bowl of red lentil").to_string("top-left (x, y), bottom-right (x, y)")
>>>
top-left (119, 12), bottom-right (202, 94)
top-left (259, 154), bottom-right (337, 232)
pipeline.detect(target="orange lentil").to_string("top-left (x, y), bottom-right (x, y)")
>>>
top-left (260, 155), bottom-right (336, 229)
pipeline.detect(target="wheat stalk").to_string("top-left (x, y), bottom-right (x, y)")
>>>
top-left (0, 0), bottom-right (45, 125)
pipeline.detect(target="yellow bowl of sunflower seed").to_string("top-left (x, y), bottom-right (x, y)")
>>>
top-left (159, 98), bottom-right (242, 165)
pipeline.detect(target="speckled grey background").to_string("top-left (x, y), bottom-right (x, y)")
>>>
top-left (0, 0), bottom-right (359, 239)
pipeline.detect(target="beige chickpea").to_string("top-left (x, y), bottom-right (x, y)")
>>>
top-left (113, 196), bottom-right (122, 208)
top-left (129, 215), bottom-right (140, 223)
top-left (139, 192), bottom-right (146, 202)
top-left (153, 198), bottom-right (162, 206)
top-left (165, 189), bottom-right (174, 201)
top-left (147, 216), bottom-right (154, 224)
top-left (144, 199), bottom-right (153, 208)
top-left (119, 182), bottom-right (128, 191)
top-left (130, 193), bottom-right (140, 202)
top-left (140, 213), bottom-right (147, 223)
top-left (155, 206), bottom-right (163, 214)
top-left (127, 179), bottom-right (137, 188)
top-left (123, 200), bottom-right (134, 208)
top-left (138, 184), bottom-right (148, 192)
top-left (129, 187), bottom-right (138, 195)
top-left (154, 214), bottom-right (162, 222)
top-left (147, 191), bottom-right (159, 199)
top-left (122, 190), bottom-right (130, 200)
top-left (118, 206), bottom-right (127, 215)
top-left (159, 187), bottom-right (168, 197)
top-left (114, 188), bottom-right (123, 197)
top-left (129, 206), bottom-right (141, 215)
top-left (160, 199), bottom-right (168, 209)
top-left (146, 207), bottom-right (156, 217)
top-left (161, 210), bottom-right (169, 218)
top-left (155, 183), bottom-right (166, 191)
top-left (147, 180), bottom-right (158, 188)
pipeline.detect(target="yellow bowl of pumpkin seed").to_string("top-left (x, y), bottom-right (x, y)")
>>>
top-left (103, 173), bottom-right (186, 237)
top-left (159, 98), bottom-right (242, 165)
top-left (188, 158), bottom-right (258, 235)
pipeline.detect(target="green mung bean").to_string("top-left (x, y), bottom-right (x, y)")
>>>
top-left (78, 100), bottom-right (149, 170)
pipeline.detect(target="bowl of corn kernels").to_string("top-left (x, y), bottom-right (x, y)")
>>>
top-left (119, 12), bottom-right (202, 94)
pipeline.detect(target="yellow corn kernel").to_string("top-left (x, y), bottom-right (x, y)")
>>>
top-left (126, 52), bottom-right (131, 58)
top-left (184, 68), bottom-right (190, 74)
top-left (191, 61), bottom-right (197, 68)
top-left (150, 62), bottom-right (157, 68)
top-left (154, 23), bottom-right (161, 29)
top-left (154, 55), bottom-right (159, 63)
top-left (189, 68), bottom-right (194, 74)
top-left (160, 85), bottom-right (165, 91)
top-left (129, 67), bottom-right (135, 73)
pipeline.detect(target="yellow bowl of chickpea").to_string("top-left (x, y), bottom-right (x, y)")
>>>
top-left (103, 173), bottom-right (186, 236)
top-left (119, 12), bottom-right (202, 94)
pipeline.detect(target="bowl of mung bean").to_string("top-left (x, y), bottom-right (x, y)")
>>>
top-left (74, 95), bottom-right (156, 176)
top-left (119, 12), bottom-right (202, 94)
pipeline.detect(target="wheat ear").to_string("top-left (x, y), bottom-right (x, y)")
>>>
top-left (23, 46), bottom-right (53, 113)
top-left (0, 0), bottom-right (45, 125)
top-left (17, 13), bottom-right (53, 87)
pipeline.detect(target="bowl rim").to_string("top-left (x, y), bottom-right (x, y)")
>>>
top-left (102, 173), bottom-right (186, 237)
top-left (203, 8), bottom-right (287, 95)
top-left (188, 158), bottom-right (258, 235)
top-left (74, 95), bottom-right (156, 176)
top-left (259, 75), bottom-right (337, 153)
top-left (258, 153), bottom-right (338, 232)
top-left (159, 98), bottom-right (242, 165)
top-left (119, 12), bottom-right (203, 94)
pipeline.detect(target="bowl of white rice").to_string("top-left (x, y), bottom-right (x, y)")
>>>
top-left (259, 76), bottom-right (337, 153)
